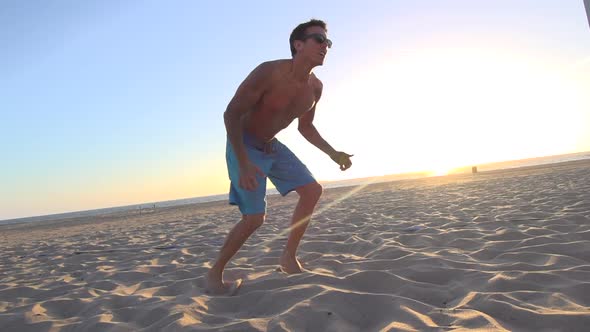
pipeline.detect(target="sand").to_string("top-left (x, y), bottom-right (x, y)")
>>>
top-left (1, 159), bottom-right (589, 331)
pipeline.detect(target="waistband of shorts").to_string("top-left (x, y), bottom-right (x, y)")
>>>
top-left (243, 132), bottom-right (278, 153)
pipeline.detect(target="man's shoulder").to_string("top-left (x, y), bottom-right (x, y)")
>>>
top-left (249, 59), bottom-right (289, 81)
top-left (256, 59), bottom-right (291, 71)
top-left (310, 73), bottom-right (323, 91)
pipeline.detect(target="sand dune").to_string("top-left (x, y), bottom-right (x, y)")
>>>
top-left (1, 160), bottom-right (589, 331)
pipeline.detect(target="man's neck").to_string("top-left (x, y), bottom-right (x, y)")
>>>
top-left (289, 58), bottom-right (315, 83)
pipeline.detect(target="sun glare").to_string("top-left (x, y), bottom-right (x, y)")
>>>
top-left (429, 167), bottom-right (451, 177)
top-left (323, 46), bottom-right (588, 179)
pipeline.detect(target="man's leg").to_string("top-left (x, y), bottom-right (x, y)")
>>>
top-left (280, 182), bottom-right (323, 273)
top-left (206, 213), bottom-right (264, 294)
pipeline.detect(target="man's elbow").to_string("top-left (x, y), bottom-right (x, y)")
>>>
top-left (298, 125), bottom-right (314, 138)
top-left (223, 109), bottom-right (230, 127)
top-left (224, 107), bottom-right (239, 125)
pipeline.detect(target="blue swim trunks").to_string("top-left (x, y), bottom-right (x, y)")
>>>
top-left (226, 133), bottom-right (316, 215)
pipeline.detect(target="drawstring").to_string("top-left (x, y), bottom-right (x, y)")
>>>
top-left (263, 141), bottom-right (275, 154)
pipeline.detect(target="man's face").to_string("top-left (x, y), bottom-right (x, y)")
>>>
top-left (297, 26), bottom-right (331, 66)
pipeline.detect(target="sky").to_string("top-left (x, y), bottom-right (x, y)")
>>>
top-left (1, 0), bottom-right (589, 220)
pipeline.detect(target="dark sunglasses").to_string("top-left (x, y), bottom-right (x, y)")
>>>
top-left (302, 33), bottom-right (332, 48)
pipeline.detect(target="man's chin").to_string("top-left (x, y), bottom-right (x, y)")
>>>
top-left (306, 56), bottom-right (324, 67)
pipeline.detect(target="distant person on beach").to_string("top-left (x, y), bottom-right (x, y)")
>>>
top-left (206, 19), bottom-right (353, 295)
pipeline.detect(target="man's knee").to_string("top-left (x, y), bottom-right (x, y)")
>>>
top-left (242, 213), bottom-right (265, 230)
top-left (297, 182), bottom-right (323, 202)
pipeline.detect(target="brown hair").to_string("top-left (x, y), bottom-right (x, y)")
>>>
top-left (289, 19), bottom-right (327, 56)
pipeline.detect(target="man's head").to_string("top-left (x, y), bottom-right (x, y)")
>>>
top-left (289, 19), bottom-right (331, 65)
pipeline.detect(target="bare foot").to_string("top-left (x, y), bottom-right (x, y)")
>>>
top-left (205, 271), bottom-right (242, 296)
top-left (279, 254), bottom-right (304, 274)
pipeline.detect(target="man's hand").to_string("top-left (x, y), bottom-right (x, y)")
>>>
top-left (330, 151), bottom-right (354, 171)
top-left (239, 162), bottom-right (265, 191)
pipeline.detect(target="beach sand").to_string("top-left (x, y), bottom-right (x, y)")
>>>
top-left (1, 160), bottom-right (589, 331)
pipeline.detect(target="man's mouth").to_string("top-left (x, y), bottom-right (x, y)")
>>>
top-left (319, 51), bottom-right (326, 57)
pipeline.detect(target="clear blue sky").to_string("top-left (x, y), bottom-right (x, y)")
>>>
top-left (2, 1), bottom-right (589, 220)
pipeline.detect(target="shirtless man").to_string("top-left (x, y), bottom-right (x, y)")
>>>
top-left (206, 19), bottom-right (353, 294)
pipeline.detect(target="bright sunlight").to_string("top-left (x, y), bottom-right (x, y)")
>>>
top-left (321, 46), bottom-right (588, 179)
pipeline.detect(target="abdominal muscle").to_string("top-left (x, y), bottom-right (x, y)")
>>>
top-left (243, 109), bottom-right (294, 142)
top-left (242, 63), bottom-right (318, 142)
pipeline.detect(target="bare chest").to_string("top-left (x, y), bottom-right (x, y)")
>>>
top-left (258, 82), bottom-right (317, 120)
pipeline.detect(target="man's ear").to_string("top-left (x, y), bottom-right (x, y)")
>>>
top-left (294, 40), bottom-right (304, 53)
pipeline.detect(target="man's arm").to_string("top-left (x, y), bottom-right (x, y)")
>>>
top-left (224, 62), bottom-right (272, 164)
top-left (298, 81), bottom-right (353, 171)
top-left (224, 62), bottom-right (273, 189)
top-left (298, 107), bottom-right (336, 156)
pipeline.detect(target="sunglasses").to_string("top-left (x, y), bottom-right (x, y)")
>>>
top-left (302, 33), bottom-right (332, 48)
